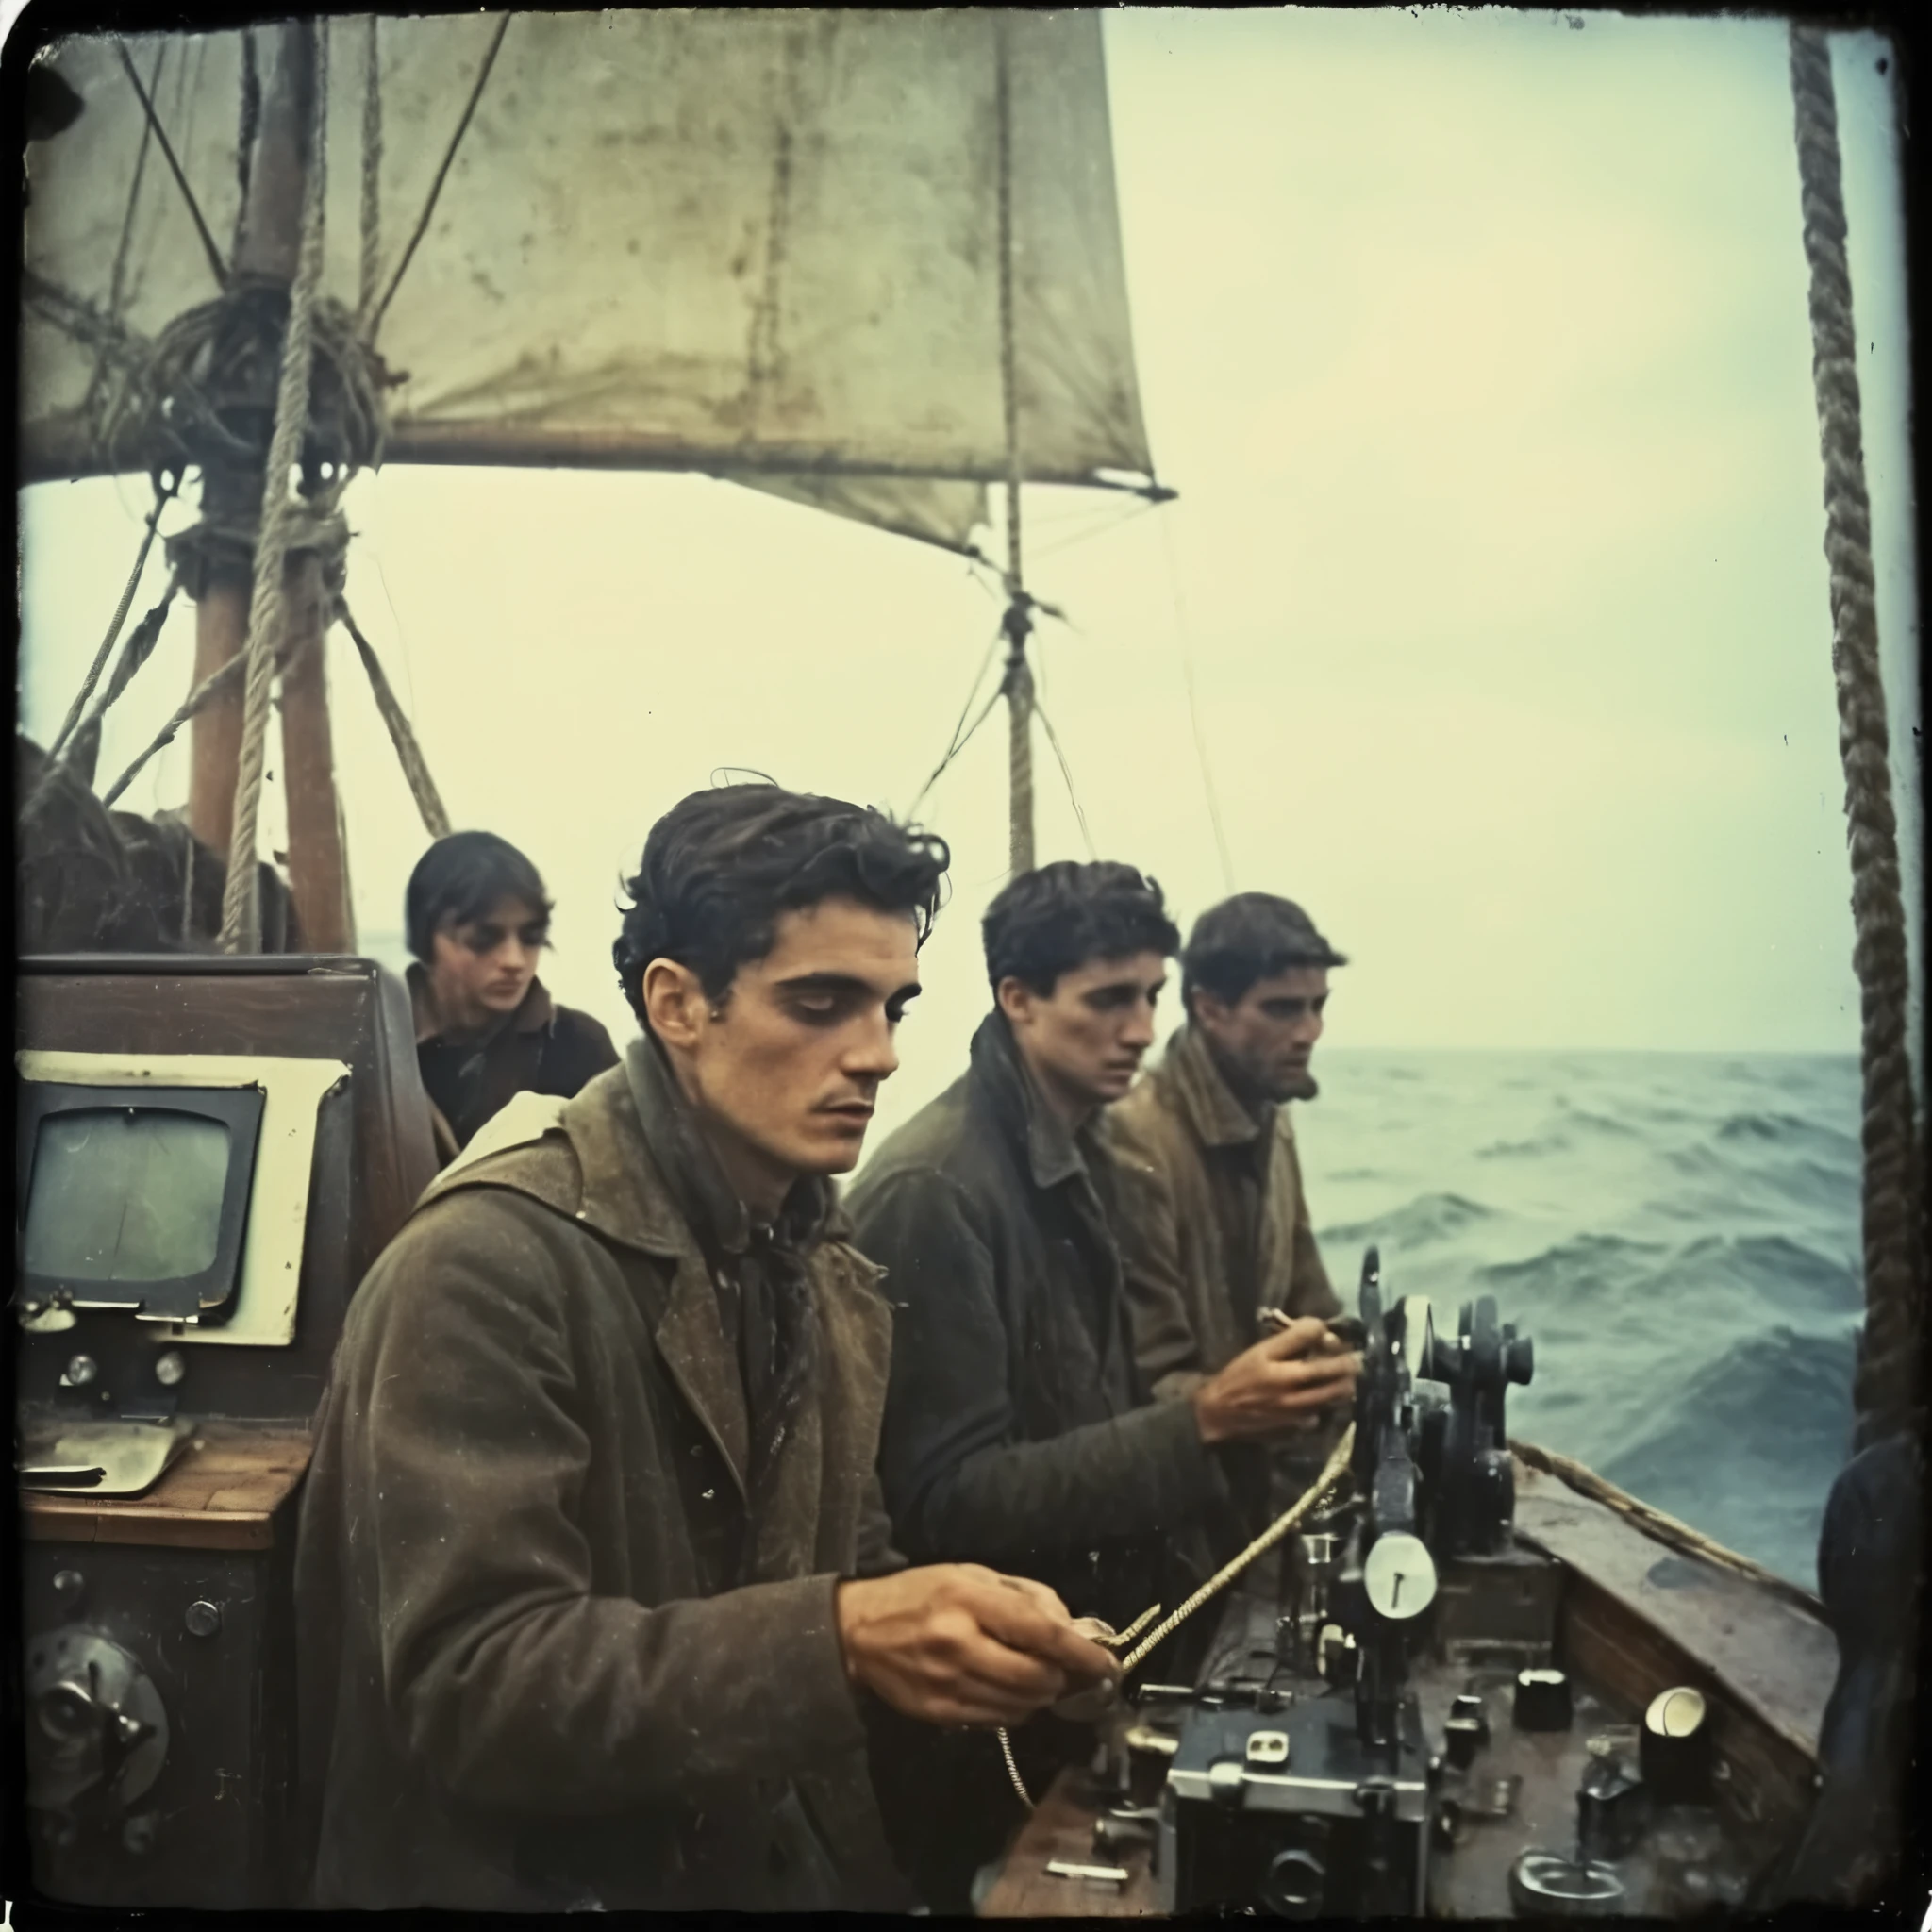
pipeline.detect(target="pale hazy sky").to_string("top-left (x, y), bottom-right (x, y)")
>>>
top-left (17, 11), bottom-right (1923, 1157)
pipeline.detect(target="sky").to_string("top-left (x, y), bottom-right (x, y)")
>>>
top-left (16, 10), bottom-right (1923, 1158)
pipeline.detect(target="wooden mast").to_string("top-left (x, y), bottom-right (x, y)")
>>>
top-left (185, 22), bottom-right (354, 951)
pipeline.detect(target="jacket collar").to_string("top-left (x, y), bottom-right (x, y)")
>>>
top-left (622, 1033), bottom-right (837, 1260)
top-left (968, 1008), bottom-right (1099, 1191)
top-left (1158, 1023), bottom-right (1272, 1150)
top-left (408, 958), bottom-right (556, 1047)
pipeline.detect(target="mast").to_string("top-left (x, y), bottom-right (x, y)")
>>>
top-left (186, 23), bottom-right (354, 952)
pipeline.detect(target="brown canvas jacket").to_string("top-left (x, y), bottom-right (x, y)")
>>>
top-left (408, 961), bottom-right (619, 1162)
top-left (294, 1043), bottom-right (909, 1911)
top-left (1107, 1023), bottom-right (1341, 1402)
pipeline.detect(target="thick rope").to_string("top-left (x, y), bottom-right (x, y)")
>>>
top-left (1789, 27), bottom-right (1924, 1439)
top-left (336, 597), bottom-right (451, 838)
top-left (358, 16), bottom-right (383, 326)
top-left (995, 1424), bottom-right (1357, 1809)
top-left (1508, 1440), bottom-right (1824, 1617)
top-left (43, 477), bottom-right (178, 767)
top-left (221, 23), bottom-right (331, 953)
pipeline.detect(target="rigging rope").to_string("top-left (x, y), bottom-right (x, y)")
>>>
top-left (1033, 697), bottom-right (1098, 861)
top-left (992, 12), bottom-right (1035, 877)
top-left (371, 13), bottom-right (510, 332)
top-left (234, 29), bottom-right (260, 261)
top-left (220, 22), bottom-right (332, 953)
top-left (42, 476), bottom-right (178, 769)
top-left (908, 624), bottom-right (1005, 817)
top-left (85, 42), bottom-right (165, 425)
top-left (101, 651), bottom-right (249, 810)
top-left (358, 17), bottom-right (384, 326)
top-left (1158, 503), bottom-right (1237, 896)
top-left (1789, 25), bottom-right (1924, 1442)
top-left (336, 596), bottom-right (452, 839)
top-left (113, 38), bottom-right (227, 289)
top-left (61, 576), bottom-right (184, 790)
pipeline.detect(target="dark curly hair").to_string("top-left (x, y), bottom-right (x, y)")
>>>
top-left (613, 782), bottom-right (950, 1026)
top-left (981, 859), bottom-right (1180, 995)
top-left (1181, 892), bottom-right (1347, 1015)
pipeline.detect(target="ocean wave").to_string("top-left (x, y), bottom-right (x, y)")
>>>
top-left (1673, 1233), bottom-right (1863, 1313)
top-left (1475, 1233), bottom-right (1667, 1299)
top-left (1476, 1132), bottom-right (1573, 1159)
top-left (1319, 1192), bottom-right (1500, 1249)
top-left (1553, 1104), bottom-right (1643, 1139)
top-left (1715, 1110), bottom-right (1861, 1158)
top-left (1593, 1324), bottom-right (1857, 1571)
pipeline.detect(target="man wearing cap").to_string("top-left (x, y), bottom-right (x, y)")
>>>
top-left (1107, 892), bottom-right (1348, 1536)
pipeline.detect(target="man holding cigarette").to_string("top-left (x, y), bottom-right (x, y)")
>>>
top-left (1107, 892), bottom-right (1355, 1538)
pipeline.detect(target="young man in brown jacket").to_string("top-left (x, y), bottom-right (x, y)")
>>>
top-left (1108, 892), bottom-right (1349, 1534)
top-left (295, 785), bottom-right (1114, 1912)
top-left (404, 830), bottom-right (620, 1163)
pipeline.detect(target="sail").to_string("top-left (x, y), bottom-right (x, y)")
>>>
top-left (19, 10), bottom-right (1158, 557)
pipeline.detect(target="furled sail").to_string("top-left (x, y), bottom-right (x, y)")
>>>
top-left (20, 10), bottom-right (1158, 557)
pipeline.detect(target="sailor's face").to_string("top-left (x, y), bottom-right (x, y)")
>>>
top-left (1001, 952), bottom-right (1168, 1114)
top-left (1197, 966), bottom-right (1329, 1103)
top-left (668, 896), bottom-right (921, 1187)
top-left (430, 895), bottom-right (547, 1024)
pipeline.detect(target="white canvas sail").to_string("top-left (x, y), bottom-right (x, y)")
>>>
top-left (21, 9), bottom-right (1158, 556)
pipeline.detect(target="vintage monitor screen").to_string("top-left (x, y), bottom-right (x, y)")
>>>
top-left (16, 1084), bottom-right (265, 1323)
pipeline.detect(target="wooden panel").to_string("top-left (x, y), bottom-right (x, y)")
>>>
top-left (977, 1766), bottom-right (1160, 1918)
top-left (21, 1422), bottom-right (312, 1552)
top-left (1513, 1465), bottom-right (1836, 1757)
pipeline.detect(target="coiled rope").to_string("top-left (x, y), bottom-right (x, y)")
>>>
top-left (995, 1423), bottom-right (1357, 1808)
top-left (1789, 26), bottom-right (1924, 1442)
top-left (220, 23), bottom-right (332, 953)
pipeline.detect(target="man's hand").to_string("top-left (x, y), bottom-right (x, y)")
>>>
top-left (834, 1563), bottom-right (1118, 1728)
top-left (1191, 1316), bottom-right (1361, 1446)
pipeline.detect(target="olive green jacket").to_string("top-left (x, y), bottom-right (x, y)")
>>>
top-left (1107, 1024), bottom-right (1341, 1402)
top-left (295, 1049), bottom-right (908, 1911)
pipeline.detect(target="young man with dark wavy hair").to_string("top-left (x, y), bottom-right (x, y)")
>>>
top-left (295, 785), bottom-right (1114, 1913)
top-left (404, 830), bottom-right (618, 1163)
top-left (1108, 891), bottom-right (1351, 1539)
top-left (848, 860), bottom-right (1359, 1909)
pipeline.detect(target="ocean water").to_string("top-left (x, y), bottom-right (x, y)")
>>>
top-left (1297, 1050), bottom-right (1865, 1589)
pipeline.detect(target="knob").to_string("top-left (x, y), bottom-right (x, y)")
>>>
top-left (1515, 1667), bottom-right (1574, 1732)
top-left (1640, 1687), bottom-right (1713, 1803)
top-left (153, 1350), bottom-right (187, 1388)
top-left (1261, 1846), bottom-right (1327, 1918)
top-left (40, 1678), bottom-right (99, 1743)
top-left (184, 1600), bottom-right (222, 1639)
